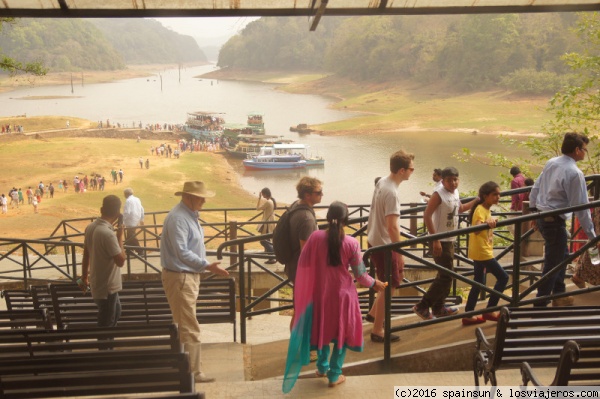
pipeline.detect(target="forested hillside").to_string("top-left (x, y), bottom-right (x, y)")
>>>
top-left (90, 19), bottom-right (207, 64)
top-left (218, 14), bottom-right (580, 93)
top-left (0, 18), bottom-right (206, 72)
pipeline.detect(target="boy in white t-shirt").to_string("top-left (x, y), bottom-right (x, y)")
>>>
top-left (413, 167), bottom-right (478, 320)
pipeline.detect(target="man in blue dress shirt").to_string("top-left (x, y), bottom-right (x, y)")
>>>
top-left (161, 181), bottom-right (229, 383)
top-left (530, 132), bottom-right (599, 306)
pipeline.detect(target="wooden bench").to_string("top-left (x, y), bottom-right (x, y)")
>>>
top-left (49, 278), bottom-right (237, 340)
top-left (0, 351), bottom-right (194, 398)
top-left (2, 286), bottom-right (56, 325)
top-left (522, 339), bottom-right (600, 387)
top-left (474, 306), bottom-right (600, 386)
top-left (1, 290), bottom-right (34, 311)
top-left (0, 323), bottom-right (182, 358)
top-left (358, 294), bottom-right (462, 317)
top-left (0, 309), bottom-right (52, 331)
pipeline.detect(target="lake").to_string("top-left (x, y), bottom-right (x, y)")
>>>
top-left (0, 64), bottom-right (524, 205)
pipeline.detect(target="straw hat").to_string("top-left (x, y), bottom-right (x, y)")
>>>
top-left (175, 181), bottom-right (215, 198)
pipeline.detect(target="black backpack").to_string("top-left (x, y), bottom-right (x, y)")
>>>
top-left (272, 201), bottom-right (314, 264)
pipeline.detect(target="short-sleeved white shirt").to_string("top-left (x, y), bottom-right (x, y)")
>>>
top-left (432, 185), bottom-right (460, 242)
top-left (367, 176), bottom-right (401, 247)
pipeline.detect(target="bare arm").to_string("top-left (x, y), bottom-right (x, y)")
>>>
top-left (81, 247), bottom-right (90, 286)
top-left (385, 214), bottom-right (401, 243)
top-left (459, 197), bottom-right (479, 213)
top-left (424, 192), bottom-right (442, 256)
top-left (113, 225), bottom-right (126, 268)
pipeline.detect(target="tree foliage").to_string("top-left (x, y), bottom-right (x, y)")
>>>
top-left (455, 13), bottom-right (600, 181)
top-left (0, 18), bottom-right (47, 76)
top-left (217, 14), bottom-right (578, 90)
top-left (0, 18), bottom-right (206, 73)
top-left (90, 19), bottom-right (207, 64)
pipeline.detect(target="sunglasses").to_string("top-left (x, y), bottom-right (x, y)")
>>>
top-left (312, 190), bottom-right (324, 196)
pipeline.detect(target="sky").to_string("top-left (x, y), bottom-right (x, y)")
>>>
top-left (153, 17), bottom-right (259, 40)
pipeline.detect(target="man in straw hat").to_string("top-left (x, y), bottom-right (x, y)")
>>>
top-left (160, 181), bottom-right (229, 384)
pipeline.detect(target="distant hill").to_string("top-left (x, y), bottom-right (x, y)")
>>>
top-left (0, 18), bottom-right (207, 73)
top-left (0, 19), bottom-right (125, 71)
top-left (90, 19), bottom-right (207, 65)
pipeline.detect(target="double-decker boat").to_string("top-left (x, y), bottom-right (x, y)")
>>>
top-left (185, 111), bottom-right (225, 139)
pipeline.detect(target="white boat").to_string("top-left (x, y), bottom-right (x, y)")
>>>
top-left (241, 143), bottom-right (324, 170)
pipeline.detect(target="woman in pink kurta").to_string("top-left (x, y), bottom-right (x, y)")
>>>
top-left (282, 201), bottom-right (385, 392)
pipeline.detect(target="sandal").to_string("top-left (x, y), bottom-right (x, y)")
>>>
top-left (370, 333), bottom-right (400, 343)
top-left (461, 316), bottom-right (485, 326)
top-left (482, 312), bottom-right (500, 322)
top-left (572, 275), bottom-right (586, 289)
top-left (328, 374), bottom-right (346, 387)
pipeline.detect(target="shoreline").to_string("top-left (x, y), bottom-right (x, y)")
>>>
top-left (201, 68), bottom-right (549, 138)
top-left (0, 63), bottom-right (208, 94)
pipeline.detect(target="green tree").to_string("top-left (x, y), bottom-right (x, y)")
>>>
top-left (0, 18), bottom-right (47, 76)
top-left (455, 13), bottom-right (600, 181)
top-left (545, 12), bottom-right (600, 175)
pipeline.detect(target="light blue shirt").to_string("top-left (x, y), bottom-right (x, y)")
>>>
top-left (160, 202), bottom-right (209, 273)
top-left (530, 154), bottom-right (595, 239)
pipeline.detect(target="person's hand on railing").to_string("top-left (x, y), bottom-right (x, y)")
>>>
top-left (372, 280), bottom-right (387, 292)
top-left (486, 218), bottom-right (497, 228)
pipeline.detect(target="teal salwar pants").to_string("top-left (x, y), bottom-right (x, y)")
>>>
top-left (316, 343), bottom-right (347, 383)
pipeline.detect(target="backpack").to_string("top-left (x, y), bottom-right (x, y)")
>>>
top-left (272, 201), bottom-right (314, 264)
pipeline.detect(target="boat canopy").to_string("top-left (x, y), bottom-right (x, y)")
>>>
top-left (188, 111), bottom-right (225, 117)
top-left (272, 143), bottom-right (308, 150)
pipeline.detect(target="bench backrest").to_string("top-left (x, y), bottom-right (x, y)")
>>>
top-left (0, 351), bottom-right (194, 398)
top-left (0, 309), bottom-right (52, 331)
top-left (1, 290), bottom-right (34, 311)
top-left (49, 279), bottom-right (236, 333)
top-left (0, 323), bottom-right (181, 359)
top-left (486, 307), bottom-right (600, 371)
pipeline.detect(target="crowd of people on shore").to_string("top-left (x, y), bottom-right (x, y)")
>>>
top-left (1, 124), bottom-right (25, 134)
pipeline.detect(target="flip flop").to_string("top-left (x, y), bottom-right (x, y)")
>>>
top-left (328, 374), bottom-right (346, 387)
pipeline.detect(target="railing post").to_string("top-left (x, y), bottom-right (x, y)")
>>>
top-left (512, 222), bottom-right (522, 306)
top-left (22, 244), bottom-right (28, 287)
top-left (384, 250), bottom-right (392, 371)
top-left (71, 243), bottom-right (78, 279)
top-left (239, 244), bottom-right (247, 344)
top-left (409, 204), bottom-right (418, 248)
top-left (229, 221), bottom-right (238, 267)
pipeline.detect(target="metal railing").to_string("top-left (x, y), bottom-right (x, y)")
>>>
top-left (3, 177), bottom-right (600, 356)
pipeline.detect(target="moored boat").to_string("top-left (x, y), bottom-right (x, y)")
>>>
top-left (185, 111), bottom-right (225, 139)
top-left (247, 112), bottom-right (265, 135)
top-left (242, 145), bottom-right (306, 170)
top-left (289, 123), bottom-right (314, 134)
top-left (241, 143), bottom-right (324, 170)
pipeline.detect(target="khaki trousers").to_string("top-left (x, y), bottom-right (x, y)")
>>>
top-left (162, 269), bottom-right (203, 376)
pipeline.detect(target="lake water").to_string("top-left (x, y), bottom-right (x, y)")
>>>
top-left (0, 65), bottom-right (522, 205)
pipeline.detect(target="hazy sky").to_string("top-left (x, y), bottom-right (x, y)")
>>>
top-left (154, 17), bottom-right (259, 40)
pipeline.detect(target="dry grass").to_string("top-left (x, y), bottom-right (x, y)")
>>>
top-left (0, 136), bottom-right (254, 240)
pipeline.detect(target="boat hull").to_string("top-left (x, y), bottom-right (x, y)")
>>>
top-left (185, 126), bottom-right (222, 139)
top-left (243, 160), bottom-right (307, 170)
